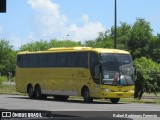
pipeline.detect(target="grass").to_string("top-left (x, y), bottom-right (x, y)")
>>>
top-left (120, 93), bottom-right (160, 104)
top-left (120, 98), bottom-right (160, 104)
top-left (0, 76), bottom-right (7, 85)
top-left (0, 84), bottom-right (24, 95)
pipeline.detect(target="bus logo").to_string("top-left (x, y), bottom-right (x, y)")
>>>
top-left (2, 112), bottom-right (11, 117)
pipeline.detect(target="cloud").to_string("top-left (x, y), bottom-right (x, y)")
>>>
top-left (27, 0), bottom-right (105, 41)
top-left (68, 19), bottom-right (105, 41)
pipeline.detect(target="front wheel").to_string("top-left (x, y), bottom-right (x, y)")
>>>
top-left (110, 98), bottom-right (120, 104)
top-left (83, 88), bottom-right (93, 103)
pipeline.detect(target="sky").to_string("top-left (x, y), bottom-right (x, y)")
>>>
top-left (0, 0), bottom-right (160, 50)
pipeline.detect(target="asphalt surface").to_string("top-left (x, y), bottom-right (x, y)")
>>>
top-left (0, 95), bottom-right (160, 120)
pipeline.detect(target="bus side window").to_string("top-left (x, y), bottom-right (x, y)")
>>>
top-left (90, 52), bottom-right (99, 74)
top-left (46, 53), bottom-right (56, 67)
top-left (21, 55), bottom-right (28, 67)
top-left (35, 54), bottom-right (46, 67)
top-left (90, 52), bottom-right (99, 81)
top-left (77, 52), bottom-right (88, 68)
top-left (95, 64), bottom-right (100, 79)
top-left (67, 53), bottom-right (77, 67)
top-left (56, 53), bottom-right (67, 67)
top-left (28, 54), bottom-right (36, 67)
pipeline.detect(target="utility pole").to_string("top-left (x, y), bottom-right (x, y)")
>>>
top-left (114, 0), bottom-right (117, 49)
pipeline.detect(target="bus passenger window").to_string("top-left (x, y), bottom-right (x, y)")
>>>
top-left (56, 53), bottom-right (66, 67)
top-left (77, 52), bottom-right (88, 68)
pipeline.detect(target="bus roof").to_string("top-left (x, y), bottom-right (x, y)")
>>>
top-left (18, 47), bottom-right (130, 54)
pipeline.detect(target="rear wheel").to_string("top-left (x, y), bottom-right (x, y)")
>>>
top-left (110, 98), bottom-right (120, 104)
top-left (35, 85), bottom-right (42, 99)
top-left (82, 88), bottom-right (93, 103)
top-left (28, 86), bottom-right (34, 99)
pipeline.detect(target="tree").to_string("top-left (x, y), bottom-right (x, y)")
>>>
top-left (110, 22), bottom-right (131, 50)
top-left (0, 39), bottom-right (16, 76)
top-left (20, 39), bottom-right (82, 51)
top-left (134, 57), bottom-right (160, 99)
top-left (149, 34), bottom-right (160, 63)
top-left (84, 31), bottom-right (114, 48)
top-left (20, 40), bottom-right (50, 51)
top-left (128, 18), bottom-right (153, 59)
top-left (49, 39), bottom-right (81, 48)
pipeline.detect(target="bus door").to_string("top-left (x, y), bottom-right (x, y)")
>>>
top-left (90, 52), bottom-right (100, 97)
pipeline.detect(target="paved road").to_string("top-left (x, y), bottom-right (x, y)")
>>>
top-left (0, 95), bottom-right (160, 120)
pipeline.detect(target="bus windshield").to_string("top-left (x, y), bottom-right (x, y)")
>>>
top-left (101, 54), bottom-right (134, 86)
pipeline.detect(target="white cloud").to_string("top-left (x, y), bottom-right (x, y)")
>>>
top-left (68, 19), bottom-right (105, 41)
top-left (27, 0), bottom-right (105, 42)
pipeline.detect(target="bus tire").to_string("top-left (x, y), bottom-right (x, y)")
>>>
top-left (110, 98), bottom-right (120, 104)
top-left (82, 88), bottom-right (93, 103)
top-left (35, 85), bottom-right (41, 99)
top-left (28, 85), bottom-right (34, 99)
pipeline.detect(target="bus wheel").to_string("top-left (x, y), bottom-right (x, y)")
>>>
top-left (83, 88), bottom-right (93, 103)
top-left (28, 86), bottom-right (34, 99)
top-left (110, 98), bottom-right (120, 104)
top-left (35, 85), bottom-right (41, 99)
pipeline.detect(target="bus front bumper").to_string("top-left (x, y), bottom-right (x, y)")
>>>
top-left (101, 91), bottom-right (134, 98)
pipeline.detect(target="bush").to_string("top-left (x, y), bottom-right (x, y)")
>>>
top-left (0, 76), bottom-right (7, 86)
top-left (134, 57), bottom-right (160, 99)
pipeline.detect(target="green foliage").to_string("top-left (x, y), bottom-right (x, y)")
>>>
top-left (128, 18), bottom-right (153, 59)
top-left (20, 39), bottom-right (82, 51)
top-left (111, 22), bottom-right (131, 50)
top-left (84, 32), bottom-right (114, 48)
top-left (0, 39), bottom-right (16, 76)
top-left (49, 39), bottom-right (81, 48)
top-left (149, 34), bottom-right (160, 63)
top-left (134, 57), bottom-right (160, 99)
top-left (20, 40), bottom-right (50, 51)
top-left (0, 76), bottom-right (7, 86)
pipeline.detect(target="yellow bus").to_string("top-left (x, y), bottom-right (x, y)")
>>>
top-left (16, 47), bottom-right (135, 103)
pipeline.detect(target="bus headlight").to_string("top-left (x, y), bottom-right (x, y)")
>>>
top-left (101, 88), bottom-right (111, 92)
top-left (127, 90), bottom-right (134, 92)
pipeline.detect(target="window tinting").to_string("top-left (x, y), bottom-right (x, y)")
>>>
top-left (67, 53), bottom-right (77, 67)
top-left (46, 53), bottom-right (56, 67)
top-left (57, 53), bottom-right (66, 67)
top-left (90, 52), bottom-right (99, 74)
top-left (77, 52), bottom-right (88, 67)
top-left (17, 52), bottom-right (88, 68)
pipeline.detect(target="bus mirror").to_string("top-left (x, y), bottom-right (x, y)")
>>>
top-left (95, 64), bottom-right (100, 79)
top-left (99, 61), bottom-right (103, 73)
